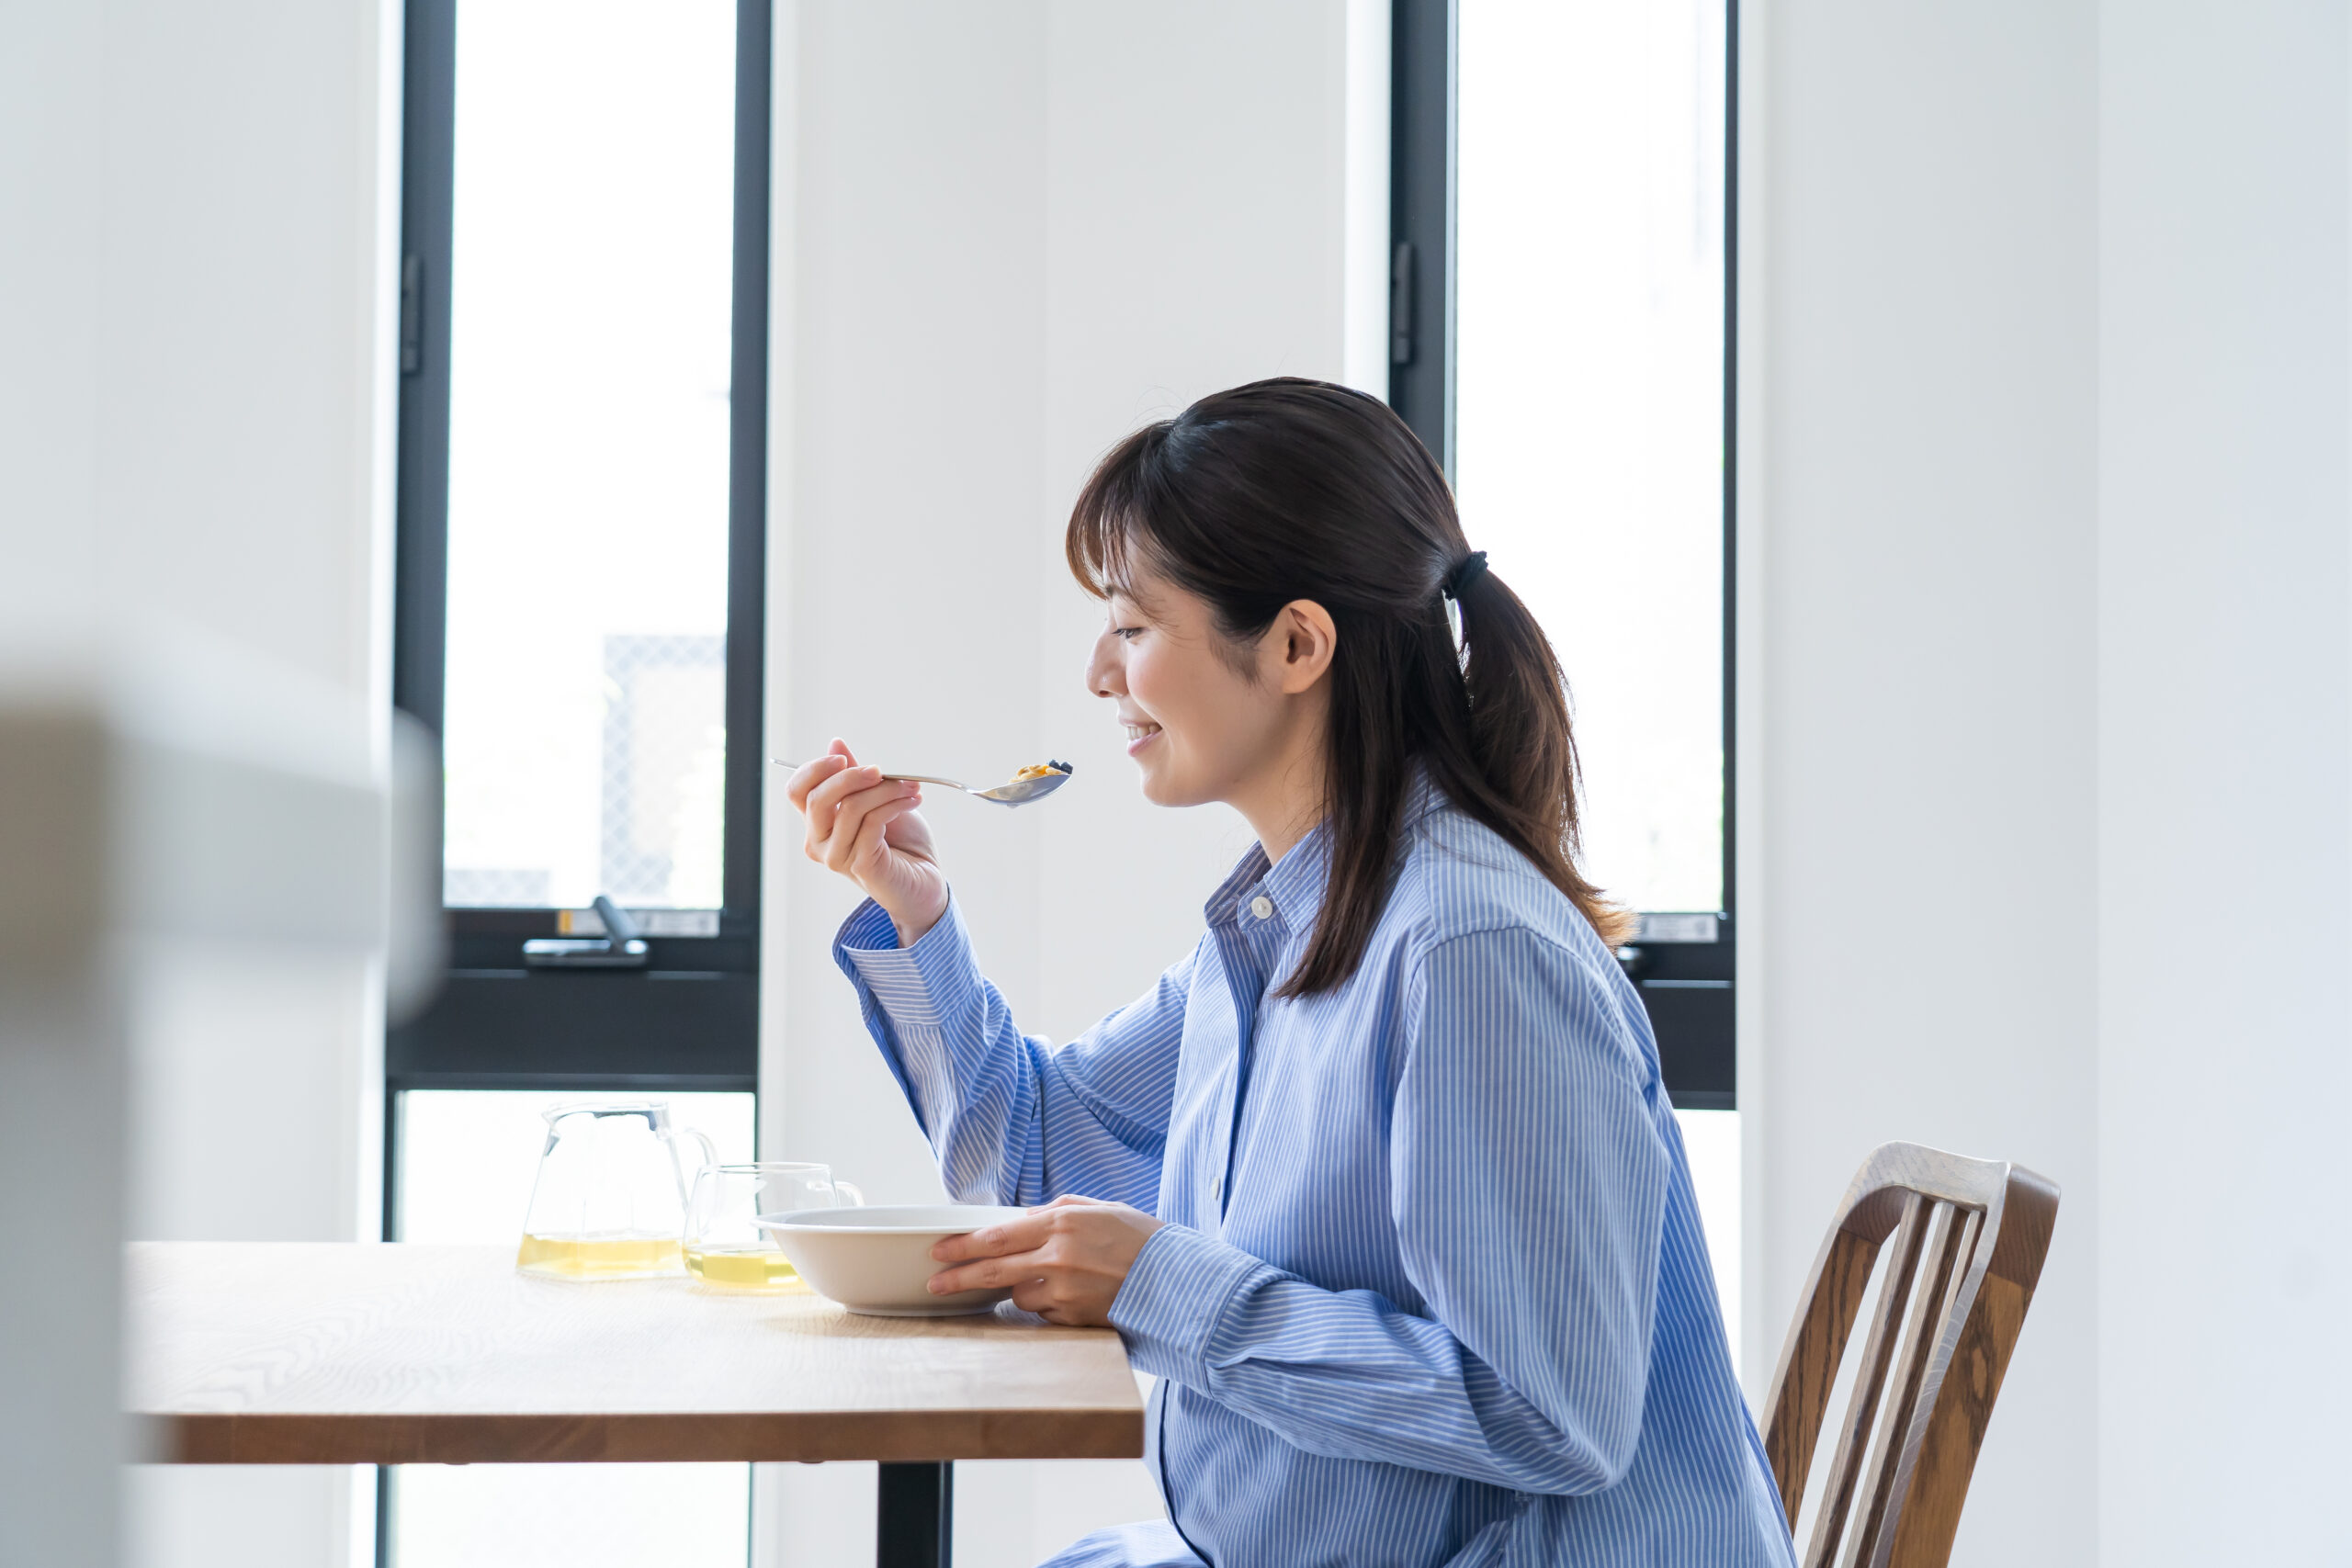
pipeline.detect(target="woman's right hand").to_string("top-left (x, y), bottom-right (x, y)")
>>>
top-left (786, 739), bottom-right (950, 947)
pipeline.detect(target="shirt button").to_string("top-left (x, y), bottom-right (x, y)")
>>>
top-left (1250, 896), bottom-right (1273, 920)
top-left (1211, 1173), bottom-right (1224, 1201)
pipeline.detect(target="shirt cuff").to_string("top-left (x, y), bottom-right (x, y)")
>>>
top-left (834, 892), bottom-right (981, 1032)
top-left (1108, 1223), bottom-right (1273, 1389)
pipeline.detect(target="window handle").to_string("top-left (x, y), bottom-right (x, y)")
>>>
top-left (1390, 242), bottom-right (1415, 367)
top-left (399, 254), bottom-right (424, 376)
top-left (522, 895), bottom-right (650, 968)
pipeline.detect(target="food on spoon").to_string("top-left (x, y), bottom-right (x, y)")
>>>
top-left (1012, 760), bottom-right (1073, 781)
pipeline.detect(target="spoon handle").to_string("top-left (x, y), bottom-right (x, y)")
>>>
top-left (768, 759), bottom-right (967, 791)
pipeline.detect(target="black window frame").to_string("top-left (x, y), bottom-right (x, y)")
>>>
top-left (387, 0), bottom-right (772, 1103)
top-left (1390, 0), bottom-right (1737, 1109)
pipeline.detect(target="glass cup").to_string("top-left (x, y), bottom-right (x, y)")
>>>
top-left (684, 1163), bottom-right (865, 1291)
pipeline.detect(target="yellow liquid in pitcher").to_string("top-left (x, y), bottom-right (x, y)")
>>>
top-left (683, 1245), bottom-right (806, 1291)
top-left (515, 1233), bottom-right (683, 1280)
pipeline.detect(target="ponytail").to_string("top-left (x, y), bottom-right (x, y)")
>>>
top-left (1443, 560), bottom-right (1632, 951)
top-left (1067, 378), bottom-right (1629, 996)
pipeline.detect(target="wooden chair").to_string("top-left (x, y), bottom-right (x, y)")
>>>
top-left (1760, 1143), bottom-right (2060, 1568)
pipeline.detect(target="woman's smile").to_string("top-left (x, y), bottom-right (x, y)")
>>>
top-left (1123, 718), bottom-right (1162, 755)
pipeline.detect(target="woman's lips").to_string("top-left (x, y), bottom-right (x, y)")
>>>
top-left (1124, 721), bottom-right (1162, 757)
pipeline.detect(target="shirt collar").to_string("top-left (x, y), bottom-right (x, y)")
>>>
top-left (1257, 817), bottom-right (1331, 932)
top-left (1203, 815), bottom-right (1330, 936)
top-left (1201, 765), bottom-right (1450, 937)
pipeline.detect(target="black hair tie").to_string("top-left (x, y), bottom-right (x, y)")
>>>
top-left (1442, 550), bottom-right (1489, 600)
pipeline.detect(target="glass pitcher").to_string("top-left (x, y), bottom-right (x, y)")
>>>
top-left (515, 1100), bottom-right (717, 1280)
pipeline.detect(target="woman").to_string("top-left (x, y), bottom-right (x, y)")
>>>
top-left (786, 378), bottom-right (1792, 1568)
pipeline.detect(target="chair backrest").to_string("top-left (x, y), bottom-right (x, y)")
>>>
top-left (1760, 1142), bottom-right (2059, 1568)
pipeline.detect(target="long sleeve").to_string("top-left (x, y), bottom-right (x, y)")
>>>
top-left (833, 894), bottom-right (1194, 1210)
top-left (1108, 925), bottom-right (1668, 1496)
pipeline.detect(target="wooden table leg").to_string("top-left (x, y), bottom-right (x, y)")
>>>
top-left (877, 1461), bottom-right (952, 1568)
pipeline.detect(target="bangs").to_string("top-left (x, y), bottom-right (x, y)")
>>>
top-left (1064, 421), bottom-right (1172, 602)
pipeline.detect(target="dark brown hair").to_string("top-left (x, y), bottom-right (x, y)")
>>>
top-left (1066, 377), bottom-right (1630, 996)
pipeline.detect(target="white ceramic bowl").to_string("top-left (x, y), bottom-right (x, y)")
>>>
top-left (753, 1204), bottom-right (1029, 1316)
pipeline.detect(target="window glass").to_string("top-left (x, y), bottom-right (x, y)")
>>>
top-left (1674, 1107), bottom-right (1741, 1377)
top-left (393, 1089), bottom-right (755, 1246)
top-left (1455, 0), bottom-right (1728, 914)
top-left (393, 1466), bottom-right (750, 1568)
top-left (439, 0), bottom-right (739, 910)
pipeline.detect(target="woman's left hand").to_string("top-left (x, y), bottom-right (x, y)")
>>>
top-left (927, 1195), bottom-right (1164, 1326)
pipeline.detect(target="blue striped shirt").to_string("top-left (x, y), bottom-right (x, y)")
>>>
top-left (836, 782), bottom-right (1794, 1568)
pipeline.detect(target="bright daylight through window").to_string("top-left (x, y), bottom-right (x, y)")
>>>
top-left (1456, 0), bottom-right (1726, 919)
top-left (437, 0), bottom-right (738, 913)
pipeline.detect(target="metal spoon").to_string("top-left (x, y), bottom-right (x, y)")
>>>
top-left (770, 757), bottom-right (1075, 807)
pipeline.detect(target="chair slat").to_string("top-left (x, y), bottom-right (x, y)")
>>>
top-left (1864, 1204), bottom-right (1985, 1568)
top-left (1840, 1201), bottom-right (1964, 1568)
top-left (1800, 1192), bottom-right (1928, 1568)
top-left (1768, 1228), bottom-right (1883, 1522)
top-left (1879, 1179), bottom-right (2051, 1568)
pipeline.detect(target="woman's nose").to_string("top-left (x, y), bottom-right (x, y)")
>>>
top-left (1084, 632), bottom-right (1124, 699)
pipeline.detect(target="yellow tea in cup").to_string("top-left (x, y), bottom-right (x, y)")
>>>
top-left (683, 1244), bottom-right (807, 1291)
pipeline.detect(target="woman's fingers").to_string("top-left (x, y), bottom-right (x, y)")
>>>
top-left (801, 761), bottom-right (888, 859)
top-left (927, 1245), bottom-right (1047, 1296)
top-left (796, 756), bottom-right (864, 840)
top-left (926, 1212), bottom-right (1054, 1295)
top-left (1011, 1277), bottom-right (1074, 1320)
top-left (933, 1259), bottom-right (1077, 1323)
top-left (829, 794), bottom-right (919, 883)
top-left (820, 781), bottom-right (919, 876)
top-left (786, 751), bottom-right (849, 815)
top-left (933, 1212), bottom-right (1051, 1265)
top-left (839, 791), bottom-right (921, 878)
top-left (789, 740), bottom-right (869, 825)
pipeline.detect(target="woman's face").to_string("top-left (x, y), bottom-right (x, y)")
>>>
top-left (1083, 571), bottom-right (1310, 811)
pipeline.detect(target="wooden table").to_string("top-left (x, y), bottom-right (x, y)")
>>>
top-left (126, 1243), bottom-right (1146, 1568)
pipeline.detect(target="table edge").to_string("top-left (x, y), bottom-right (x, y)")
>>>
top-left (155, 1407), bottom-right (1147, 1465)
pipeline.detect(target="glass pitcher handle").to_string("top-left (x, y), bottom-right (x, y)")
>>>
top-left (832, 1179), bottom-right (866, 1207)
top-left (679, 1127), bottom-right (719, 1180)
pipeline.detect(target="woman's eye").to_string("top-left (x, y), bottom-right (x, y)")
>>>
top-left (1114, 626), bottom-right (1144, 641)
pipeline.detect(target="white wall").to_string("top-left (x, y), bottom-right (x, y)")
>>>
top-left (2097, 6), bottom-right (2351, 1562)
top-left (759, 4), bottom-right (1369, 1562)
top-left (2, 3), bottom-right (399, 1566)
top-left (1749, 1), bottom-right (2352, 1563)
top-left (1747, 3), bottom-right (2101, 1561)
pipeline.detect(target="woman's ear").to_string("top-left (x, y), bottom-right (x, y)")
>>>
top-left (1271, 599), bottom-right (1338, 694)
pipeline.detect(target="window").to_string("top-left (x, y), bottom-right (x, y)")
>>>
top-left (1392, 0), bottom-right (1735, 1104)
top-left (1393, 0), bottom-right (1739, 1349)
top-left (388, 0), bottom-right (772, 1559)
